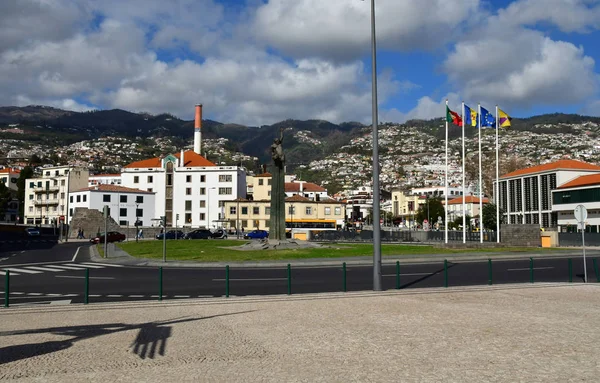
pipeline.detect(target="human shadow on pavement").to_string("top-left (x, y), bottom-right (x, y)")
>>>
top-left (0, 311), bottom-right (255, 364)
top-left (399, 262), bottom-right (458, 289)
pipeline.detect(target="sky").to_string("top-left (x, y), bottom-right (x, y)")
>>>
top-left (1, 0), bottom-right (600, 126)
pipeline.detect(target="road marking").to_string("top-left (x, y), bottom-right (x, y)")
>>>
top-left (64, 263), bottom-right (104, 269)
top-left (507, 267), bottom-right (555, 271)
top-left (27, 293), bottom-right (43, 296)
top-left (20, 251), bottom-right (25, 253)
top-left (50, 300), bottom-right (72, 305)
top-left (12, 292), bottom-right (25, 295)
top-left (106, 295), bottom-right (123, 298)
top-left (1, 270), bottom-right (21, 276)
top-left (49, 265), bottom-right (88, 270)
top-left (2, 267), bottom-right (42, 274)
top-left (174, 295), bottom-right (190, 298)
top-left (80, 262), bottom-right (124, 268)
top-left (24, 266), bottom-right (67, 272)
top-left (55, 275), bottom-right (115, 280)
top-left (72, 246), bottom-right (81, 262)
top-left (89, 294), bottom-right (101, 297)
top-left (128, 295), bottom-right (144, 298)
top-left (383, 272), bottom-right (439, 277)
top-left (212, 278), bottom-right (288, 282)
top-left (46, 293), bottom-right (62, 297)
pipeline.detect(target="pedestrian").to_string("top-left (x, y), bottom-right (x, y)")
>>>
top-left (138, 228), bottom-right (144, 239)
top-left (81, 229), bottom-right (85, 239)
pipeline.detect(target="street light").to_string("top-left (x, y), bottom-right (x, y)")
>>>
top-left (135, 202), bottom-right (139, 243)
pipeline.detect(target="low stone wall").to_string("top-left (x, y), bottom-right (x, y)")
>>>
top-left (500, 224), bottom-right (541, 247)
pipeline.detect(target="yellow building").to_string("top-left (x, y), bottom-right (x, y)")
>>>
top-left (390, 189), bottom-right (426, 226)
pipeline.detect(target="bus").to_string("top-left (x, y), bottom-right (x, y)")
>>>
top-left (285, 219), bottom-right (338, 240)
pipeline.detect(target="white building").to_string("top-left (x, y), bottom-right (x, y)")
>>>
top-left (444, 196), bottom-right (489, 222)
top-left (89, 173), bottom-right (122, 186)
top-left (410, 185), bottom-right (467, 198)
top-left (0, 168), bottom-right (20, 191)
top-left (551, 173), bottom-right (600, 233)
top-left (24, 166), bottom-right (89, 225)
top-left (69, 185), bottom-right (156, 227)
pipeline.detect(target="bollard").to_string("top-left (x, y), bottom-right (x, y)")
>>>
top-left (4, 270), bottom-right (9, 308)
top-left (159, 267), bottom-right (163, 301)
top-left (444, 259), bottom-right (448, 288)
top-left (342, 262), bottom-right (347, 292)
top-left (287, 264), bottom-right (292, 295)
top-left (568, 258), bottom-right (573, 283)
top-left (488, 259), bottom-right (492, 285)
top-left (225, 265), bottom-right (230, 298)
top-left (395, 261), bottom-right (400, 290)
top-left (529, 257), bottom-right (534, 284)
top-left (84, 268), bottom-right (89, 305)
top-left (594, 259), bottom-right (600, 283)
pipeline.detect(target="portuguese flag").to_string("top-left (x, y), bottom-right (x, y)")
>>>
top-left (446, 106), bottom-right (462, 126)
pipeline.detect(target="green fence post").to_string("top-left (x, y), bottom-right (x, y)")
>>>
top-left (342, 262), bottom-right (347, 292)
top-left (594, 259), bottom-right (600, 283)
top-left (568, 258), bottom-right (573, 283)
top-left (529, 257), bottom-right (534, 284)
top-left (84, 268), bottom-right (89, 305)
top-left (444, 259), bottom-right (448, 288)
top-left (287, 264), bottom-right (292, 295)
top-left (4, 270), bottom-right (9, 308)
top-left (395, 261), bottom-right (400, 290)
top-left (159, 267), bottom-right (163, 301)
top-left (488, 259), bottom-right (492, 285)
top-left (225, 265), bottom-right (230, 298)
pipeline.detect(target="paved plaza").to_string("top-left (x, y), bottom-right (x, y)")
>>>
top-left (1, 284), bottom-right (600, 382)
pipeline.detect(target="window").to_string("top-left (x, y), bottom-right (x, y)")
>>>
top-left (306, 206), bottom-right (312, 215)
top-left (61, 180), bottom-right (65, 186)
top-left (70, 196), bottom-right (73, 203)
top-left (29, 206), bottom-right (33, 212)
top-left (186, 175), bottom-right (192, 182)
top-left (259, 179), bottom-right (264, 185)
top-left (200, 213), bottom-right (205, 220)
top-left (200, 175), bottom-right (206, 182)
top-left (29, 181), bottom-right (35, 188)
top-left (119, 220), bottom-right (128, 226)
top-left (37, 194), bottom-right (41, 201)
top-left (37, 181), bottom-right (42, 187)
top-left (69, 208), bottom-right (73, 216)
top-left (265, 219), bottom-right (270, 228)
top-left (60, 192), bottom-right (65, 199)
top-left (76, 195), bottom-right (81, 202)
top-left (241, 207), bottom-right (248, 215)
top-left (335, 207), bottom-right (341, 215)
top-left (218, 201), bottom-right (226, 207)
top-left (200, 200), bottom-right (206, 208)
top-left (136, 208), bottom-right (143, 217)
top-left (253, 206), bottom-right (260, 215)
top-left (288, 206), bottom-right (295, 215)
top-left (230, 206), bottom-right (237, 214)
top-left (45, 171), bottom-right (50, 176)
top-left (185, 200), bottom-right (192, 211)
top-left (219, 187), bottom-right (232, 195)
top-left (119, 208), bottom-right (127, 217)
top-left (167, 174), bottom-right (173, 186)
top-left (103, 194), bottom-right (111, 202)
top-left (134, 176), bottom-right (139, 184)
top-left (219, 174), bottom-right (232, 182)
top-left (147, 175), bottom-right (153, 183)
top-left (186, 188), bottom-right (192, 195)
top-left (147, 188), bottom-right (153, 192)
top-left (136, 196), bottom-right (144, 203)
top-left (53, 179), bottom-right (58, 186)
top-left (200, 187), bottom-right (206, 195)
top-left (268, 191), bottom-right (271, 197)
top-left (265, 207), bottom-right (270, 215)
top-left (29, 194), bottom-right (33, 200)
top-left (325, 207), bottom-right (331, 215)
top-left (268, 179), bottom-right (272, 186)
top-left (185, 213), bottom-right (192, 223)
top-left (242, 220), bottom-right (248, 228)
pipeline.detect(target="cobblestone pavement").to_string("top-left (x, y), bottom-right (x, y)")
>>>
top-left (1, 284), bottom-right (599, 382)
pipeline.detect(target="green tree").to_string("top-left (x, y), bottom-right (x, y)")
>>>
top-left (17, 166), bottom-right (34, 222)
top-left (450, 214), bottom-right (472, 230)
top-left (415, 197), bottom-right (445, 225)
top-left (482, 203), bottom-right (504, 231)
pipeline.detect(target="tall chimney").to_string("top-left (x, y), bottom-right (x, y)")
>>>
top-left (194, 104), bottom-right (202, 154)
top-left (180, 149), bottom-right (184, 167)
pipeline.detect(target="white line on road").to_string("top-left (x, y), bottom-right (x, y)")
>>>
top-left (128, 295), bottom-right (144, 298)
top-left (2, 267), bottom-right (42, 274)
top-left (106, 295), bottom-right (123, 298)
top-left (1, 270), bottom-right (20, 276)
top-left (55, 275), bottom-right (116, 280)
top-left (27, 293), bottom-right (43, 296)
top-left (212, 278), bottom-right (288, 282)
top-left (48, 265), bottom-right (88, 271)
top-left (383, 272), bottom-right (440, 277)
top-left (24, 266), bottom-right (67, 272)
top-left (507, 267), bottom-right (555, 271)
top-left (50, 300), bottom-right (72, 305)
top-left (80, 262), bottom-right (124, 268)
top-left (46, 293), bottom-right (62, 297)
top-left (72, 246), bottom-right (81, 262)
top-left (174, 295), bottom-right (191, 298)
top-left (65, 263), bottom-right (105, 269)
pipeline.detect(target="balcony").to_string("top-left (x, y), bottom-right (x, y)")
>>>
top-left (32, 185), bottom-right (60, 193)
top-left (33, 199), bottom-right (60, 205)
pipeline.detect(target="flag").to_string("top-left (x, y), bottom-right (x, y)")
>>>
top-left (464, 104), bottom-right (477, 127)
top-left (446, 106), bottom-right (462, 126)
top-left (498, 108), bottom-right (512, 128)
top-left (480, 106), bottom-right (495, 127)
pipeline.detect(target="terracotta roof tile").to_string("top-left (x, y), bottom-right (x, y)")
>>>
top-left (123, 150), bottom-right (215, 169)
top-left (255, 172), bottom-right (272, 177)
top-left (285, 182), bottom-right (327, 193)
top-left (0, 168), bottom-right (19, 174)
top-left (557, 173), bottom-right (600, 189)
top-left (77, 184), bottom-right (154, 194)
top-left (445, 196), bottom-right (489, 205)
top-left (501, 159), bottom-right (600, 179)
top-left (285, 195), bottom-right (311, 202)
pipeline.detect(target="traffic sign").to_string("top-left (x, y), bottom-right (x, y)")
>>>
top-left (574, 205), bottom-right (587, 223)
top-left (59, 215), bottom-right (65, 222)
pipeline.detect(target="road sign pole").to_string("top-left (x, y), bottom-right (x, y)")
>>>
top-left (582, 228), bottom-right (587, 283)
top-left (4, 270), bottom-right (9, 308)
top-left (575, 204), bottom-right (588, 283)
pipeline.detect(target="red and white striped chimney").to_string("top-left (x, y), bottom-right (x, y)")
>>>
top-left (194, 104), bottom-right (202, 154)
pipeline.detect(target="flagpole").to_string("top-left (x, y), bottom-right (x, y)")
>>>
top-left (478, 103), bottom-right (483, 243)
top-left (496, 105), bottom-right (500, 243)
top-left (462, 101), bottom-right (466, 243)
top-left (445, 99), bottom-right (449, 244)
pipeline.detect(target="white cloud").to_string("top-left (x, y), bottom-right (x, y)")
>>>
top-left (380, 93), bottom-right (461, 123)
top-left (581, 99), bottom-right (600, 116)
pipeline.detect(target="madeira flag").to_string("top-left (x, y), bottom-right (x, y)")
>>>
top-left (498, 108), bottom-right (512, 128)
top-left (464, 104), bottom-right (477, 127)
top-left (446, 106), bottom-right (462, 126)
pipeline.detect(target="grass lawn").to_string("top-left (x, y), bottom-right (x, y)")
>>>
top-left (117, 239), bottom-right (552, 262)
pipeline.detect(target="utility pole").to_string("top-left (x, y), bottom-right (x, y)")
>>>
top-left (162, 216), bottom-right (167, 263)
top-left (103, 205), bottom-right (108, 258)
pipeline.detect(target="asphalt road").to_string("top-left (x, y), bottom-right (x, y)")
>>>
top-left (2, 244), bottom-right (599, 307)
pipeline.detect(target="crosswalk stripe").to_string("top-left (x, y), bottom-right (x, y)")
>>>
top-left (64, 263), bottom-right (105, 269)
top-left (3, 267), bottom-right (42, 274)
top-left (1, 271), bottom-right (21, 276)
top-left (48, 265), bottom-right (88, 271)
top-left (80, 262), bottom-right (124, 268)
top-left (24, 266), bottom-right (67, 272)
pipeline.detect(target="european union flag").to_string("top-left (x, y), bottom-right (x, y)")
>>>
top-left (480, 106), bottom-right (495, 128)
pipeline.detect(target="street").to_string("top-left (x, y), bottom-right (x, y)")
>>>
top-left (2, 243), bottom-right (599, 306)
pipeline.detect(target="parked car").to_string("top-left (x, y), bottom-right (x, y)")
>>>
top-left (89, 231), bottom-right (126, 244)
top-left (244, 230), bottom-right (269, 240)
top-left (24, 227), bottom-right (41, 237)
top-left (184, 229), bottom-right (212, 240)
top-left (210, 229), bottom-right (228, 239)
top-left (155, 230), bottom-right (185, 240)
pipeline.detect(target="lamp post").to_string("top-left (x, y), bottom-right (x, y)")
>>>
top-left (135, 202), bottom-right (139, 243)
top-left (236, 198), bottom-right (240, 239)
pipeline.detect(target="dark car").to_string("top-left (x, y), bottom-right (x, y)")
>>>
top-left (90, 231), bottom-right (126, 244)
top-left (184, 229), bottom-right (212, 240)
top-left (244, 230), bottom-right (269, 240)
top-left (156, 230), bottom-right (185, 240)
top-left (210, 229), bottom-right (228, 239)
top-left (24, 227), bottom-right (41, 237)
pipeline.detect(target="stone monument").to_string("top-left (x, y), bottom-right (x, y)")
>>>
top-left (269, 128), bottom-right (286, 240)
